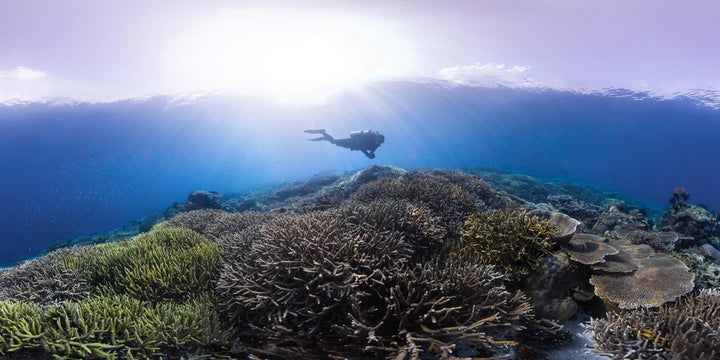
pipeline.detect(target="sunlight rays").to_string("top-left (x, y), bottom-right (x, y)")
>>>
top-left (163, 9), bottom-right (415, 103)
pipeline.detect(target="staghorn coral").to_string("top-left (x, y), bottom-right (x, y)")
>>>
top-left (216, 200), bottom-right (531, 358)
top-left (462, 207), bottom-right (558, 281)
top-left (67, 227), bottom-right (220, 302)
top-left (350, 171), bottom-right (480, 228)
top-left (0, 301), bottom-right (43, 354)
top-left (410, 169), bottom-right (497, 205)
top-left (0, 247), bottom-right (95, 304)
top-left (585, 289), bottom-right (720, 359)
top-left (336, 200), bottom-right (447, 263)
top-left (348, 253), bottom-right (534, 359)
top-left (166, 208), bottom-right (276, 241)
top-left (216, 206), bottom-right (413, 334)
top-left (0, 293), bottom-right (233, 359)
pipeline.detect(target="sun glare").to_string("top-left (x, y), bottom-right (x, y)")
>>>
top-left (166, 9), bottom-right (411, 102)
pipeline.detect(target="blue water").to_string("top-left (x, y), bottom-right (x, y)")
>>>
top-left (2, 80), bottom-right (719, 266)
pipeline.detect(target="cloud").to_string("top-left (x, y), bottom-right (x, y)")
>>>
top-left (0, 67), bottom-right (97, 104)
top-left (437, 62), bottom-right (534, 87)
top-left (0, 66), bottom-right (47, 80)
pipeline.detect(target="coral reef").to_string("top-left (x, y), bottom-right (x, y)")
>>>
top-left (166, 208), bottom-right (276, 242)
top-left (0, 247), bottom-right (92, 304)
top-left (591, 201), bottom-right (650, 234)
top-left (530, 209), bottom-right (581, 245)
top-left (9, 167), bottom-right (720, 359)
top-left (164, 190), bottom-right (223, 220)
top-left (215, 200), bottom-right (531, 358)
top-left (545, 194), bottom-right (603, 229)
top-left (585, 289), bottom-right (720, 359)
top-left (67, 227), bottom-right (220, 302)
top-left (273, 174), bottom-right (340, 201)
top-left (522, 251), bottom-right (592, 321)
top-left (589, 237), bottom-right (694, 309)
top-left (350, 170), bottom-right (482, 227)
top-left (0, 293), bottom-right (232, 359)
top-left (560, 233), bottom-right (619, 265)
top-left (462, 207), bottom-right (558, 281)
top-left (615, 228), bottom-right (678, 252)
top-left (292, 165), bottom-right (407, 212)
top-left (658, 188), bottom-right (718, 244)
top-left (0, 226), bottom-right (232, 359)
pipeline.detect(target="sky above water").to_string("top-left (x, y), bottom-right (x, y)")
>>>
top-left (2, 0), bottom-right (720, 103)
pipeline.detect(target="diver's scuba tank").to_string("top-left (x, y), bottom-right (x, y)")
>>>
top-left (350, 130), bottom-right (369, 138)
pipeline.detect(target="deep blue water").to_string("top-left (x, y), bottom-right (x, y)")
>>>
top-left (2, 80), bottom-right (719, 266)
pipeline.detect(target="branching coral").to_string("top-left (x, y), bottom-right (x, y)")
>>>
top-left (462, 208), bottom-right (558, 281)
top-left (0, 294), bottom-right (233, 359)
top-left (0, 247), bottom-right (94, 304)
top-left (0, 226), bottom-right (232, 359)
top-left (67, 227), bottom-right (220, 302)
top-left (166, 208), bottom-right (277, 241)
top-left (585, 289), bottom-right (720, 359)
top-left (347, 253), bottom-right (533, 358)
top-left (410, 169), bottom-right (497, 206)
top-left (216, 207), bottom-right (413, 333)
top-left (216, 200), bottom-right (531, 358)
top-left (0, 301), bottom-right (43, 354)
top-left (350, 171), bottom-right (480, 228)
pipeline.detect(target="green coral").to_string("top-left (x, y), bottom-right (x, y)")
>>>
top-left (67, 227), bottom-right (219, 302)
top-left (462, 207), bottom-right (558, 281)
top-left (0, 294), bottom-right (232, 359)
top-left (0, 226), bottom-right (232, 359)
top-left (0, 301), bottom-right (43, 353)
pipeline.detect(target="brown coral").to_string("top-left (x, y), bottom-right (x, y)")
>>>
top-left (166, 208), bottom-right (277, 241)
top-left (586, 289), bottom-right (720, 359)
top-left (590, 250), bottom-right (694, 309)
top-left (615, 228), bottom-right (679, 252)
top-left (530, 210), bottom-right (581, 246)
top-left (560, 233), bottom-right (618, 265)
top-left (350, 171), bottom-right (480, 227)
top-left (215, 200), bottom-right (531, 358)
top-left (0, 247), bottom-right (93, 304)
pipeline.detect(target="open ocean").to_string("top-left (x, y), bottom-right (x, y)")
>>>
top-left (1, 80), bottom-right (719, 266)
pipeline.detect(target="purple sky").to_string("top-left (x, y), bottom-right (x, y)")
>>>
top-left (1, 0), bottom-right (719, 102)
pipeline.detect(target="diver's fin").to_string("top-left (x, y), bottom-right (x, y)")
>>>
top-left (304, 129), bottom-right (326, 134)
top-left (307, 137), bottom-right (326, 141)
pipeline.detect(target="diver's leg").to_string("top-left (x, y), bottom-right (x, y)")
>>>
top-left (305, 129), bottom-right (336, 142)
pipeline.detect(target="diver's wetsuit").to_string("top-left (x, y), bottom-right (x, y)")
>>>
top-left (305, 129), bottom-right (385, 159)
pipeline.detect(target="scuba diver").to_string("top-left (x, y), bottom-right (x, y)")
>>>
top-left (304, 129), bottom-right (385, 159)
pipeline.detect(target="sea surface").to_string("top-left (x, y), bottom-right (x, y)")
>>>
top-left (2, 80), bottom-right (719, 266)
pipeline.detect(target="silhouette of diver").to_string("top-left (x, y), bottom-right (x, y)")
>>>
top-left (305, 129), bottom-right (385, 159)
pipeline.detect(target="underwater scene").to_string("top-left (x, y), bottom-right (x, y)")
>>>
top-left (2, 1), bottom-right (720, 359)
